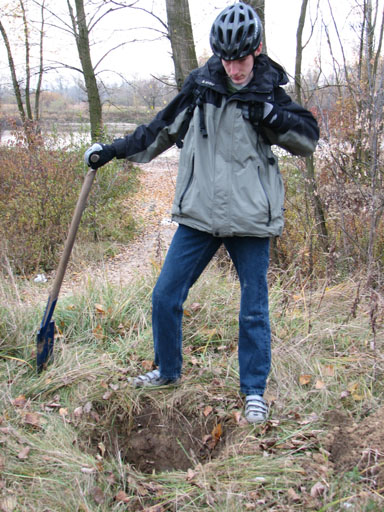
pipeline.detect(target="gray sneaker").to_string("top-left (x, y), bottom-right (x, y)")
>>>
top-left (129, 369), bottom-right (180, 388)
top-left (245, 394), bottom-right (268, 423)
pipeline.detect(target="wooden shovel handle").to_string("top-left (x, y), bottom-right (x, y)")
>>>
top-left (42, 167), bottom-right (97, 323)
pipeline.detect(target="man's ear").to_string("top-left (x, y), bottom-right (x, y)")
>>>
top-left (254, 42), bottom-right (263, 57)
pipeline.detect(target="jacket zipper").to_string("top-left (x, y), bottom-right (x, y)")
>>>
top-left (258, 166), bottom-right (272, 225)
top-left (179, 156), bottom-right (195, 213)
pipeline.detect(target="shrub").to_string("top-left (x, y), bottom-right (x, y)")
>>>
top-left (0, 129), bottom-right (139, 274)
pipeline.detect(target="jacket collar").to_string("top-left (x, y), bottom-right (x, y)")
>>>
top-left (195, 54), bottom-right (288, 99)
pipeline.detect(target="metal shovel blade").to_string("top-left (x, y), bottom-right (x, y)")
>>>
top-left (36, 319), bottom-right (55, 373)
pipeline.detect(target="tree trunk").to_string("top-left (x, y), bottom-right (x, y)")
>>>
top-left (242, 0), bottom-right (266, 52)
top-left (0, 20), bottom-right (26, 123)
top-left (165, 0), bottom-right (198, 91)
top-left (34, 0), bottom-right (46, 122)
top-left (19, 0), bottom-right (33, 121)
top-left (68, 0), bottom-right (103, 140)
top-left (295, 0), bottom-right (329, 254)
top-left (294, 0), bottom-right (308, 104)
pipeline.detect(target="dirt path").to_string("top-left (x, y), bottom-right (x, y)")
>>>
top-left (87, 150), bottom-right (179, 286)
top-left (26, 150), bottom-right (179, 304)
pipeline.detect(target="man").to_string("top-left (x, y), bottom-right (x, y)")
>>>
top-left (84, 3), bottom-right (319, 423)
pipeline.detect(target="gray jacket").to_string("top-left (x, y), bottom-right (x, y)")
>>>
top-left (113, 55), bottom-right (319, 237)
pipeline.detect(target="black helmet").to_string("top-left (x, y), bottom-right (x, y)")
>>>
top-left (209, 3), bottom-right (263, 61)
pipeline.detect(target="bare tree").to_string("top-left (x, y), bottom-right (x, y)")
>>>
top-left (316, 0), bottom-right (384, 279)
top-left (294, 0), bottom-right (328, 255)
top-left (67, 0), bottom-right (103, 140)
top-left (0, 0), bottom-right (45, 133)
top-left (35, 0), bottom-right (138, 140)
top-left (0, 18), bottom-right (26, 124)
top-left (114, 0), bottom-right (198, 90)
top-left (165, 0), bottom-right (197, 90)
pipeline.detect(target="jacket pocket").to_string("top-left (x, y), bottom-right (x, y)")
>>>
top-left (178, 156), bottom-right (195, 214)
top-left (257, 166), bottom-right (272, 225)
top-left (259, 151), bottom-right (284, 222)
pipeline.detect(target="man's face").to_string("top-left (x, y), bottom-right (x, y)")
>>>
top-left (221, 44), bottom-right (262, 85)
top-left (221, 54), bottom-right (254, 85)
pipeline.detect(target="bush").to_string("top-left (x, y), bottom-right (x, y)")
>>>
top-left (0, 130), bottom-right (139, 274)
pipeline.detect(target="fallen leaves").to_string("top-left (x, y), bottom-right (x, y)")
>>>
top-left (315, 379), bottom-right (326, 390)
top-left (299, 364), bottom-right (337, 389)
top-left (142, 360), bottom-right (155, 371)
top-left (94, 303), bottom-right (107, 314)
top-left (287, 487), bottom-right (301, 502)
top-left (115, 490), bottom-right (130, 503)
top-left (203, 405), bottom-right (213, 417)
top-left (346, 382), bottom-right (364, 401)
top-left (299, 374), bottom-right (312, 386)
top-left (90, 486), bottom-right (105, 505)
top-left (299, 369), bottom-right (366, 402)
top-left (22, 412), bottom-right (42, 429)
top-left (310, 481), bottom-right (327, 498)
top-left (92, 324), bottom-right (104, 340)
top-left (186, 468), bottom-right (196, 481)
top-left (232, 410), bottom-right (248, 426)
top-left (17, 446), bottom-right (30, 460)
top-left (11, 395), bottom-right (27, 408)
top-left (203, 423), bottom-right (222, 450)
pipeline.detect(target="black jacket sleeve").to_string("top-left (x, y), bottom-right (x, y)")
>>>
top-left (112, 75), bottom-right (197, 163)
top-left (261, 87), bottom-right (319, 157)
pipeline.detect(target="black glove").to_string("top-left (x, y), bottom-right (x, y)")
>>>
top-left (261, 103), bottom-right (285, 131)
top-left (84, 143), bottom-right (116, 169)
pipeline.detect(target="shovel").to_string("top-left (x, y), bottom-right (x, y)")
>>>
top-left (36, 156), bottom-right (99, 372)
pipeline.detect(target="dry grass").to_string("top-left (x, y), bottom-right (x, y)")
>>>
top-left (1, 262), bottom-right (384, 511)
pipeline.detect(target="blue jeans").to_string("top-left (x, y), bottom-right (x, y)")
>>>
top-left (152, 225), bottom-right (271, 395)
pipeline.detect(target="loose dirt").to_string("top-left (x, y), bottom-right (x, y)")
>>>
top-left (106, 403), bottom-right (225, 473)
top-left (325, 407), bottom-right (384, 490)
top-left (83, 396), bottom-right (234, 474)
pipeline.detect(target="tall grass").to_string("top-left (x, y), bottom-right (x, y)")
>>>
top-left (1, 259), bottom-right (383, 511)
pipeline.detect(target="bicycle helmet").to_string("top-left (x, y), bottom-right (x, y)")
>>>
top-left (210, 3), bottom-right (263, 61)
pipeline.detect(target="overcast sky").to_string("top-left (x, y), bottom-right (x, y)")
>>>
top-left (0, 0), bottom-right (377, 87)
top-left (88, 0), bottom-right (358, 81)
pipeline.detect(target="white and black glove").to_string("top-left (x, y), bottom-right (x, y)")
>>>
top-left (84, 143), bottom-right (116, 169)
top-left (262, 102), bottom-right (286, 131)
top-left (263, 102), bottom-right (274, 118)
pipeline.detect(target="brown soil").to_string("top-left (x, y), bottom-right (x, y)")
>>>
top-left (116, 404), bottom-right (224, 473)
top-left (325, 407), bottom-right (384, 491)
top-left (84, 398), bottom-right (233, 474)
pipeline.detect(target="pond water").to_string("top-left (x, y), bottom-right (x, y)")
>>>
top-left (0, 122), bottom-right (137, 147)
top-left (0, 121), bottom-right (181, 160)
